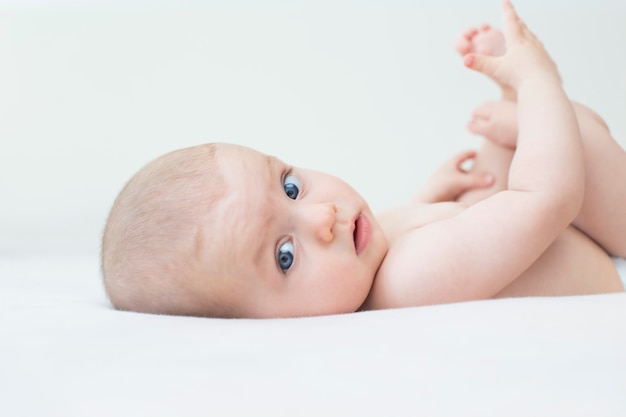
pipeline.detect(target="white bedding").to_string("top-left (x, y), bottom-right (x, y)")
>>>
top-left (2, 254), bottom-right (625, 417)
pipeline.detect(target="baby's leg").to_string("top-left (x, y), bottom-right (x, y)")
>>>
top-left (455, 24), bottom-right (515, 101)
top-left (572, 102), bottom-right (626, 258)
top-left (457, 21), bottom-right (626, 256)
top-left (461, 99), bottom-right (626, 258)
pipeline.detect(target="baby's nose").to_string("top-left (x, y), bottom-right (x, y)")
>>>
top-left (303, 202), bottom-right (337, 243)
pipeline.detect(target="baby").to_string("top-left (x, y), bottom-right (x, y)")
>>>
top-left (102, 1), bottom-right (626, 318)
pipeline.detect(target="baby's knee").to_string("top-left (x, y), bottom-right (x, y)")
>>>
top-left (572, 101), bottom-right (610, 133)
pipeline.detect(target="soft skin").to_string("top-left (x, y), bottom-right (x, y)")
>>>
top-left (195, 144), bottom-right (389, 318)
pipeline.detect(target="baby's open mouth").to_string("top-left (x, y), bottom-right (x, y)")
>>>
top-left (353, 213), bottom-right (370, 255)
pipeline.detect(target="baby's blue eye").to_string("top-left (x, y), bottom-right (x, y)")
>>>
top-left (277, 241), bottom-right (295, 271)
top-left (283, 175), bottom-right (300, 200)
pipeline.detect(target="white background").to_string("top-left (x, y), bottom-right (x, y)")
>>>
top-left (1, 0), bottom-right (624, 256)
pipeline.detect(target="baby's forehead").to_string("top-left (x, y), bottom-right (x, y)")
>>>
top-left (216, 143), bottom-right (268, 161)
top-left (216, 145), bottom-right (287, 186)
top-left (208, 145), bottom-right (273, 222)
top-left (207, 148), bottom-right (282, 255)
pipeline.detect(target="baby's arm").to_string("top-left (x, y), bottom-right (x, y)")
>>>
top-left (367, 0), bottom-right (585, 307)
top-left (464, 1), bottom-right (584, 215)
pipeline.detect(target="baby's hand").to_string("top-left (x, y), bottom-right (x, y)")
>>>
top-left (414, 150), bottom-right (494, 203)
top-left (463, 0), bottom-right (560, 91)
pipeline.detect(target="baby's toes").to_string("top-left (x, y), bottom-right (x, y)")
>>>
top-left (455, 27), bottom-right (478, 56)
top-left (469, 101), bottom-right (519, 147)
top-left (471, 101), bottom-right (496, 120)
top-left (467, 116), bottom-right (492, 138)
top-left (454, 38), bottom-right (470, 56)
top-left (473, 30), bottom-right (506, 56)
top-left (463, 27), bottom-right (479, 40)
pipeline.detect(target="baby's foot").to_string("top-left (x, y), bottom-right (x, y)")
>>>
top-left (463, 0), bottom-right (561, 95)
top-left (455, 24), bottom-right (515, 100)
top-left (467, 100), bottom-right (518, 148)
top-left (455, 24), bottom-right (506, 58)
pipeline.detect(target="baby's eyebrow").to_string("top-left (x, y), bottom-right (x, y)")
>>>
top-left (252, 210), bottom-right (274, 265)
top-left (266, 155), bottom-right (282, 181)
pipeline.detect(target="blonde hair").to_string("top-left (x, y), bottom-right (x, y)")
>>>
top-left (101, 143), bottom-right (228, 316)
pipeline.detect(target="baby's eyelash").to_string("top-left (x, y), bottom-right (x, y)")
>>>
top-left (282, 167), bottom-right (294, 183)
top-left (276, 238), bottom-right (295, 274)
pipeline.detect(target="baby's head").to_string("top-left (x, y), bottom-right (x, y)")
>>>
top-left (102, 143), bottom-right (388, 318)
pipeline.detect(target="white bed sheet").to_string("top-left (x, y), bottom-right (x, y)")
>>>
top-left (1, 254), bottom-right (625, 417)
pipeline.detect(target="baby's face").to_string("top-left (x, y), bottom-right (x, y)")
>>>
top-left (198, 144), bottom-right (388, 318)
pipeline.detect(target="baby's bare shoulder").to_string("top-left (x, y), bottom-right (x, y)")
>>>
top-left (366, 202), bottom-right (470, 309)
top-left (377, 201), bottom-right (466, 243)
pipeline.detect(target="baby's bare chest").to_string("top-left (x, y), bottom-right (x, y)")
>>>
top-left (377, 202), bottom-right (467, 243)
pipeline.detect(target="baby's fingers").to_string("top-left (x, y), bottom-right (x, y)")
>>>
top-left (452, 150), bottom-right (477, 171)
top-left (456, 169), bottom-right (495, 191)
top-left (501, 0), bottom-right (524, 45)
top-left (466, 171), bottom-right (495, 189)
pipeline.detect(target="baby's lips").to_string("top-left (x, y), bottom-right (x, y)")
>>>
top-left (353, 213), bottom-right (371, 255)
